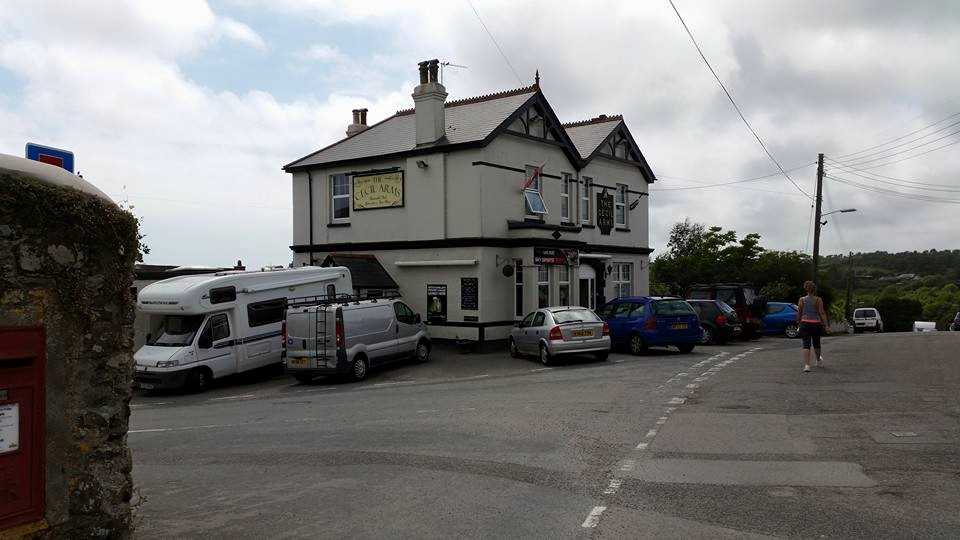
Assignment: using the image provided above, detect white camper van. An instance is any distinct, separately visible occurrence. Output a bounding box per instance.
[134,266,352,391]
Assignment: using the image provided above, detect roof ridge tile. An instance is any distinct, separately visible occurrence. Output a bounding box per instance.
[396,84,538,116]
[562,114,623,128]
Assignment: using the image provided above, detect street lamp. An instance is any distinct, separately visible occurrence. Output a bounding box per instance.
[820,208,857,225]
[812,208,857,281]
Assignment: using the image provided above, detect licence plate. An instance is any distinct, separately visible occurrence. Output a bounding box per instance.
[572,329,593,338]
[288,357,309,367]
[139,383,154,390]
[671,323,688,330]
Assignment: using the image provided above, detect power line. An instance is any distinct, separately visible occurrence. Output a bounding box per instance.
[832,111,960,159]
[655,162,815,191]
[824,156,959,188]
[465,0,524,86]
[826,137,960,172]
[829,126,960,168]
[829,118,960,164]
[824,158,960,193]
[804,202,814,253]
[666,0,812,200]
[826,174,960,204]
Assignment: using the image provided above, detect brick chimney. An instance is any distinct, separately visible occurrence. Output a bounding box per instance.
[412,59,447,145]
[346,108,368,137]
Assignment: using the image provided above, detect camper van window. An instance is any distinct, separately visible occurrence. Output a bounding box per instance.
[210,286,237,304]
[326,284,336,298]
[247,298,286,327]
[149,315,204,347]
[209,314,230,341]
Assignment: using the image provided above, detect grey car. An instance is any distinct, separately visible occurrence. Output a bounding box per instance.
[509,306,611,365]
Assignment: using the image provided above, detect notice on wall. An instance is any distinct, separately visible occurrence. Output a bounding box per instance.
[427,284,448,323]
[596,189,614,235]
[534,247,567,266]
[460,277,479,311]
[0,403,19,454]
[353,171,404,210]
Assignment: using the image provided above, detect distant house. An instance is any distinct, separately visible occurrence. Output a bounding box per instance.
[283,59,656,345]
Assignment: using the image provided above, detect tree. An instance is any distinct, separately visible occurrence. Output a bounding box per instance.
[876,297,923,332]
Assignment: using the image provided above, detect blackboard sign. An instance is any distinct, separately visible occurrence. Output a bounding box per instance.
[534,247,567,265]
[597,190,614,235]
[460,277,479,310]
[427,284,447,323]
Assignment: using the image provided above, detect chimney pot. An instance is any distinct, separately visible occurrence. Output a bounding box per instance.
[418,61,429,84]
[359,108,368,125]
[412,59,448,145]
[428,59,439,83]
[346,108,369,137]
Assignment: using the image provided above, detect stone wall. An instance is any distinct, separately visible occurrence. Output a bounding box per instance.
[1,171,138,538]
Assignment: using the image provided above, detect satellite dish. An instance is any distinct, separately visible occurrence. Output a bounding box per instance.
[502,264,515,278]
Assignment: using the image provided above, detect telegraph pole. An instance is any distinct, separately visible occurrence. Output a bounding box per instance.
[845,251,854,323]
[811,153,825,282]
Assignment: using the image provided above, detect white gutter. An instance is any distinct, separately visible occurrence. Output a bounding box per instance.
[239,273,347,293]
[395,259,478,267]
[578,253,613,260]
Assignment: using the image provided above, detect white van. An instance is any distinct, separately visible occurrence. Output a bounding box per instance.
[853,307,883,333]
[285,297,430,383]
[913,321,937,332]
[134,266,352,391]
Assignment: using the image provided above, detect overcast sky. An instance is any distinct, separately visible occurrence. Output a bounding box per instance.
[2,1,958,269]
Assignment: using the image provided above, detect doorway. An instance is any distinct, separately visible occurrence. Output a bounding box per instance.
[578,265,596,309]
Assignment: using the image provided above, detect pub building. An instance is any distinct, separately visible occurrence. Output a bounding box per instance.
[283,59,656,346]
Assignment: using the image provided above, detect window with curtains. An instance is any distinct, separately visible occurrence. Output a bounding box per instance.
[523,165,547,217]
[514,259,524,317]
[615,184,627,227]
[611,263,633,298]
[580,177,592,224]
[558,265,570,306]
[537,265,550,308]
[560,173,572,222]
[330,174,350,223]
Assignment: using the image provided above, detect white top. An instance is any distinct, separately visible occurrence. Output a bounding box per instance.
[0,153,113,204]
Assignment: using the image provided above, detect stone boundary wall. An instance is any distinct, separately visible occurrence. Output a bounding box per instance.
[1,171,138,538]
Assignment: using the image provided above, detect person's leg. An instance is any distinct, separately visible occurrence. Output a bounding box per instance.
[801,326,812,371]
[813,330,823,366]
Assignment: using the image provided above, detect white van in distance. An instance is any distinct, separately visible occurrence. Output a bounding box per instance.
[853,307,883,333]
[134,266,352,391]
[285,297,430,382]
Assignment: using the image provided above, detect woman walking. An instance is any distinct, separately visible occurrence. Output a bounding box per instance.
[797,280,828,373]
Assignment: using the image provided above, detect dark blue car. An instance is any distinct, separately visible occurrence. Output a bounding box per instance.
[597,296,702,354]
[761,302,800,338]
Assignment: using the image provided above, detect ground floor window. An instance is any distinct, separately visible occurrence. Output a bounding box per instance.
[538,266,550,308]
[514,258,524,317]
[611,262,633,298]
[558,265,570,306]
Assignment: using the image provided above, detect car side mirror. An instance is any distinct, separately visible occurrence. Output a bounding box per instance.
[414,313,422,324]
[198,334,212,349]
[145,333,152,344]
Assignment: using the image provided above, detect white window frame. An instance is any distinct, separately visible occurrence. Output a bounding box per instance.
[558,265,570,306]
[615,183,628,228]
[330,173,351,223]
[560,173,572,222]
[524,165,547,218]
[514,258,524,318]
[612,262,633,298]
[537,265,550,308]
[580,177,592,224]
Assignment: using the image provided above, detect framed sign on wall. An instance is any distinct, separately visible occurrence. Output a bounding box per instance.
[353,170,404,210]
[596,190,614,235]
[427,284,447,323]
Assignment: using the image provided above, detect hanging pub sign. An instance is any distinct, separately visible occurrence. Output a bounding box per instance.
[534,247,568,265]
[460,278,479,311]
[353,170,404,210]
[426,284,447,323]
[596,189,614,235]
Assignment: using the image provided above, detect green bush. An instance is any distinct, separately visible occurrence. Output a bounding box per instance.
[876,297,924,332]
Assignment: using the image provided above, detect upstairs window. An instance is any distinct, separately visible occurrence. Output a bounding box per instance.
[331,174,350,223]
[615,184,627,227]
[580,177,592,224]
[560,173,573,222]
[523,165,547,217]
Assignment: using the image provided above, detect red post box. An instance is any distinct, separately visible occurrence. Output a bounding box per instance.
[0,327,45,531]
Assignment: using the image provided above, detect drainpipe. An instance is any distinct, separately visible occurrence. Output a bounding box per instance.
[306,170,315,265]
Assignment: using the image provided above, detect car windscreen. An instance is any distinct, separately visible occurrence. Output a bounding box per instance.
[553,308,601,324]
[149,315,204,347]
[688,290,711,300]
[854,309,876,318]
[653,300,696,316]
[717,301,737,314]
[716,289,737,306]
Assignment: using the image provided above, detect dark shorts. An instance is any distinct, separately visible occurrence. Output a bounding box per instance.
[799,322,823,349]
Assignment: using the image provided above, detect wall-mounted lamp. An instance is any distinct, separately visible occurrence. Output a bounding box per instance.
[606,264,614,276]
[416,160,429,169]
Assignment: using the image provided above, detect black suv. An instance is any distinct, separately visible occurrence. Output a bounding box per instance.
[687,283,766,338]
[687,299,742,344]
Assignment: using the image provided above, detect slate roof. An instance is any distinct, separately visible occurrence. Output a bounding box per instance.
[285,86,538,170]
[320,253,399,289]
[563,115,623,159]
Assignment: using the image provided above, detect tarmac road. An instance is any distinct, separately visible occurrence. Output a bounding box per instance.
[129,333,960,538]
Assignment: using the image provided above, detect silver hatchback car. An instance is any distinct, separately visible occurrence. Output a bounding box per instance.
[509,306,611,365]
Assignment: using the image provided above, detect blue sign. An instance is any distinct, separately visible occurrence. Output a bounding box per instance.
[25,143,74,173]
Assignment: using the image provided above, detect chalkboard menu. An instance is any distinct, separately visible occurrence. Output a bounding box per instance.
[597,190,614,235]
[460,277,479,310]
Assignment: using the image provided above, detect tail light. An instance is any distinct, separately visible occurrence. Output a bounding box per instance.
[645,316,657,331]
[281,320,287,350]
[715,314,727,327]
[602,322,610,336]
[548,326,564,341]
[335,309,345,348]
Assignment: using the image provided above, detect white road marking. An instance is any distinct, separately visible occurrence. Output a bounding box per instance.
[208,394,256,401]
[416,409,439,414]
[291,386,335,393]
[129,423,236,434]
[530,367,553,372]
[667,397,686,405]
[620,459,637,472]
[373,380,420,387]
[656,416,668,425]
[130,402,170,408]
[686,383,699,389]
[582,506,607,528]
[602,479,623,495]
[128,428,170,433]
[646,429,658,438]
[664,407,677,414]
[694,377,707,382]
[636,442,649,450]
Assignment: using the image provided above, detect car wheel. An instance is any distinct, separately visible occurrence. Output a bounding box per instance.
[594,351,609,362]
[185,367,210,393]
[415,340,431,363]
[700,325,713,345]
[677,344,695,354]
[538,343,552,366]
[785,324,800,339]
[350,355,368,381]
[629,333,646,355]
[293,373,314,384]
[509,338,521,358]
